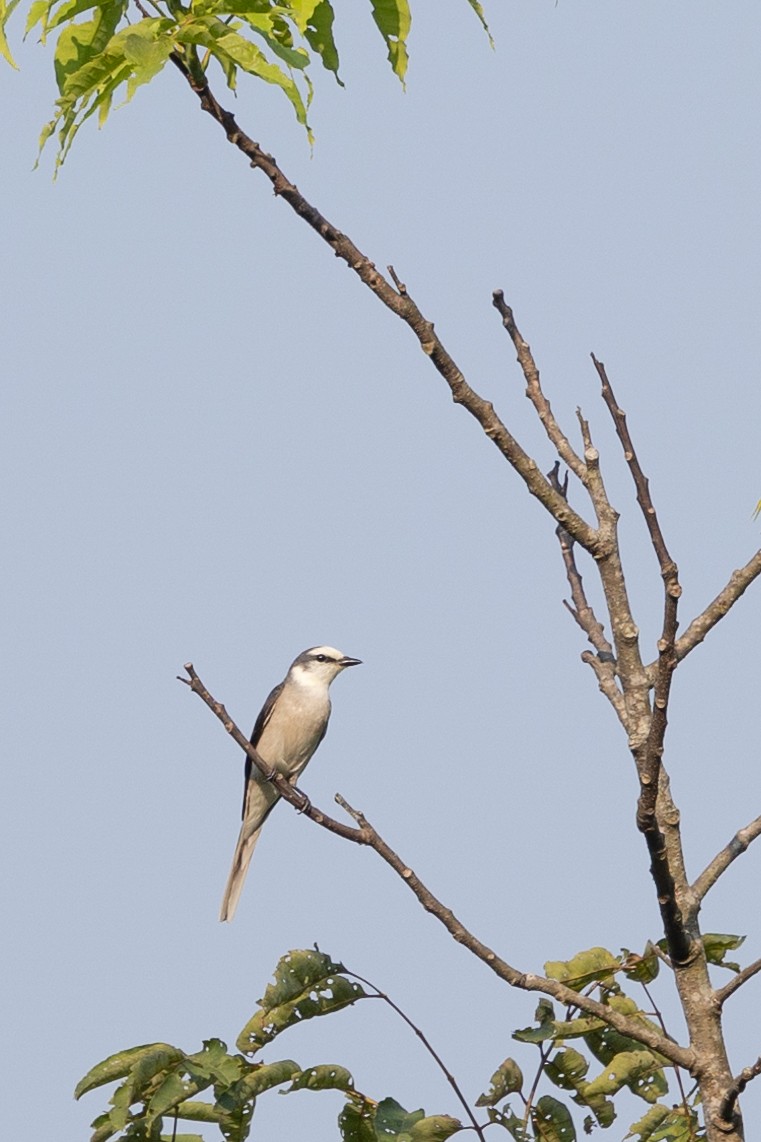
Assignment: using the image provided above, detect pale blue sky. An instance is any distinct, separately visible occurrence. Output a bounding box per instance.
[3,1,761,1137]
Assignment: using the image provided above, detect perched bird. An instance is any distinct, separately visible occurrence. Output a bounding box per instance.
[219,646,362,921]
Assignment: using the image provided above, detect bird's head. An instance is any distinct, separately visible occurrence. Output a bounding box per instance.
[290,646,362,688]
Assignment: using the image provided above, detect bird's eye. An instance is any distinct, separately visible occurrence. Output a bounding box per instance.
[315,654,327,662]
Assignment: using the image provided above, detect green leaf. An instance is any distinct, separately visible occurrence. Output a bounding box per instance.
[75,1043,184,1100]
[544,947,620,991]
[369,0,410,85]
[513,998,559,1044]
[1,0,21,67]
[229,1058,301,1100]
[702,932,745,972]
[545,1048,589,1091]
[484,1105,531,1140]
[584,1051,666,1103]
[375,1096,426,1137]
[621,943,660,984]
[409,1115,464,1141]
[338,1095,377,1142]
[168,1100,226,1122]
[177,17,311,134]
[476,1058,524,1106]
[287,1063,355,1092]
[625,1103,699,1140]
[52,0,125,91]
[544,1048,615,1128]
[120,23,174,99]
[288,0,318,30]
[584,996,671,1071]
[158,1136,205,1142]
[464,0,493,47]
[303,0,341,82]
[236,949,365,1054]
[531,1095,576,1141]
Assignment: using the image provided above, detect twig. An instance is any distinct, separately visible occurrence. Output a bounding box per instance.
[674,549,761,664]
[718,1055,761,1126]
[521,1041,553,1130]
[546,463,626,724]
[639,980,690,1111]
[492,293,588,485]
[346,968,486,1141]
[592,355,677,579]
[181,664,694,1068]
[692,814,761,902]
[715,957,761,1008]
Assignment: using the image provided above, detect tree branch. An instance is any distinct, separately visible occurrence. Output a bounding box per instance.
[674,549,761,664]
[718,1056,761,1126]
[165,53,601,554]
[181,664,694,1070]
[715,958,761,1008]
[590,355,691,966]
[693,814,761,903]
[545,462,626,725]
[492,292,588,486]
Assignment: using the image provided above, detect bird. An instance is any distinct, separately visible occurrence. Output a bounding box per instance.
[219,646,362,921]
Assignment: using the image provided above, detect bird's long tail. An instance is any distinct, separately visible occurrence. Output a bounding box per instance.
[219,820,264,921]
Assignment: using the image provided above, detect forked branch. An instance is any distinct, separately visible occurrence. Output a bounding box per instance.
[181,663,694,1070]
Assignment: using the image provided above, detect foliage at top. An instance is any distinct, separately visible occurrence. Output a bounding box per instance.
[0,0,490,170]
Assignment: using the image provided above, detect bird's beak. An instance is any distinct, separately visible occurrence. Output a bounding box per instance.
[340,656,362,668]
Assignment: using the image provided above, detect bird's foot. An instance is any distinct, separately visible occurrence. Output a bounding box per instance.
[292,786,312,815]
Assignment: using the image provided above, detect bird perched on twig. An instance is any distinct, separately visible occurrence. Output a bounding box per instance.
[219,646,362,921]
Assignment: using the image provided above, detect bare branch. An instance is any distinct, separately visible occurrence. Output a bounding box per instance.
[492,293,588,485]
[693,815,761,902]
[330,799,693,1068]
[183,664,694,1069]
[715,958,761,1008]
[592,354,678,581]
[718,1055,761,1125]
[674,549,761,664]
[546,462,626,724]
[166,55,601,554]
[588,358,690,964]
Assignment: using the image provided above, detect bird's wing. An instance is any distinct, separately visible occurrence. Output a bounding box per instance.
[241,679,284,816]
[220,778,280,921]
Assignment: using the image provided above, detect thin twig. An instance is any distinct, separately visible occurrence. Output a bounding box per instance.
[521,1041,553,1131]
[181,664,694,1068]
[546,462,626,724]
[674,550,761,664]
[492,293,588,485]
[715,958,761,1008]
[718,1056,761,1125]
[639,980,690,1110]
[692,814,761,902]
[346,968,486,1140]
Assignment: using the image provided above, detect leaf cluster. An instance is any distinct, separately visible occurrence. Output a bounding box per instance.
[77,936,748,1141]
[75,948,465,1142]
[1,0,490,170]
[476,945,708,1141]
